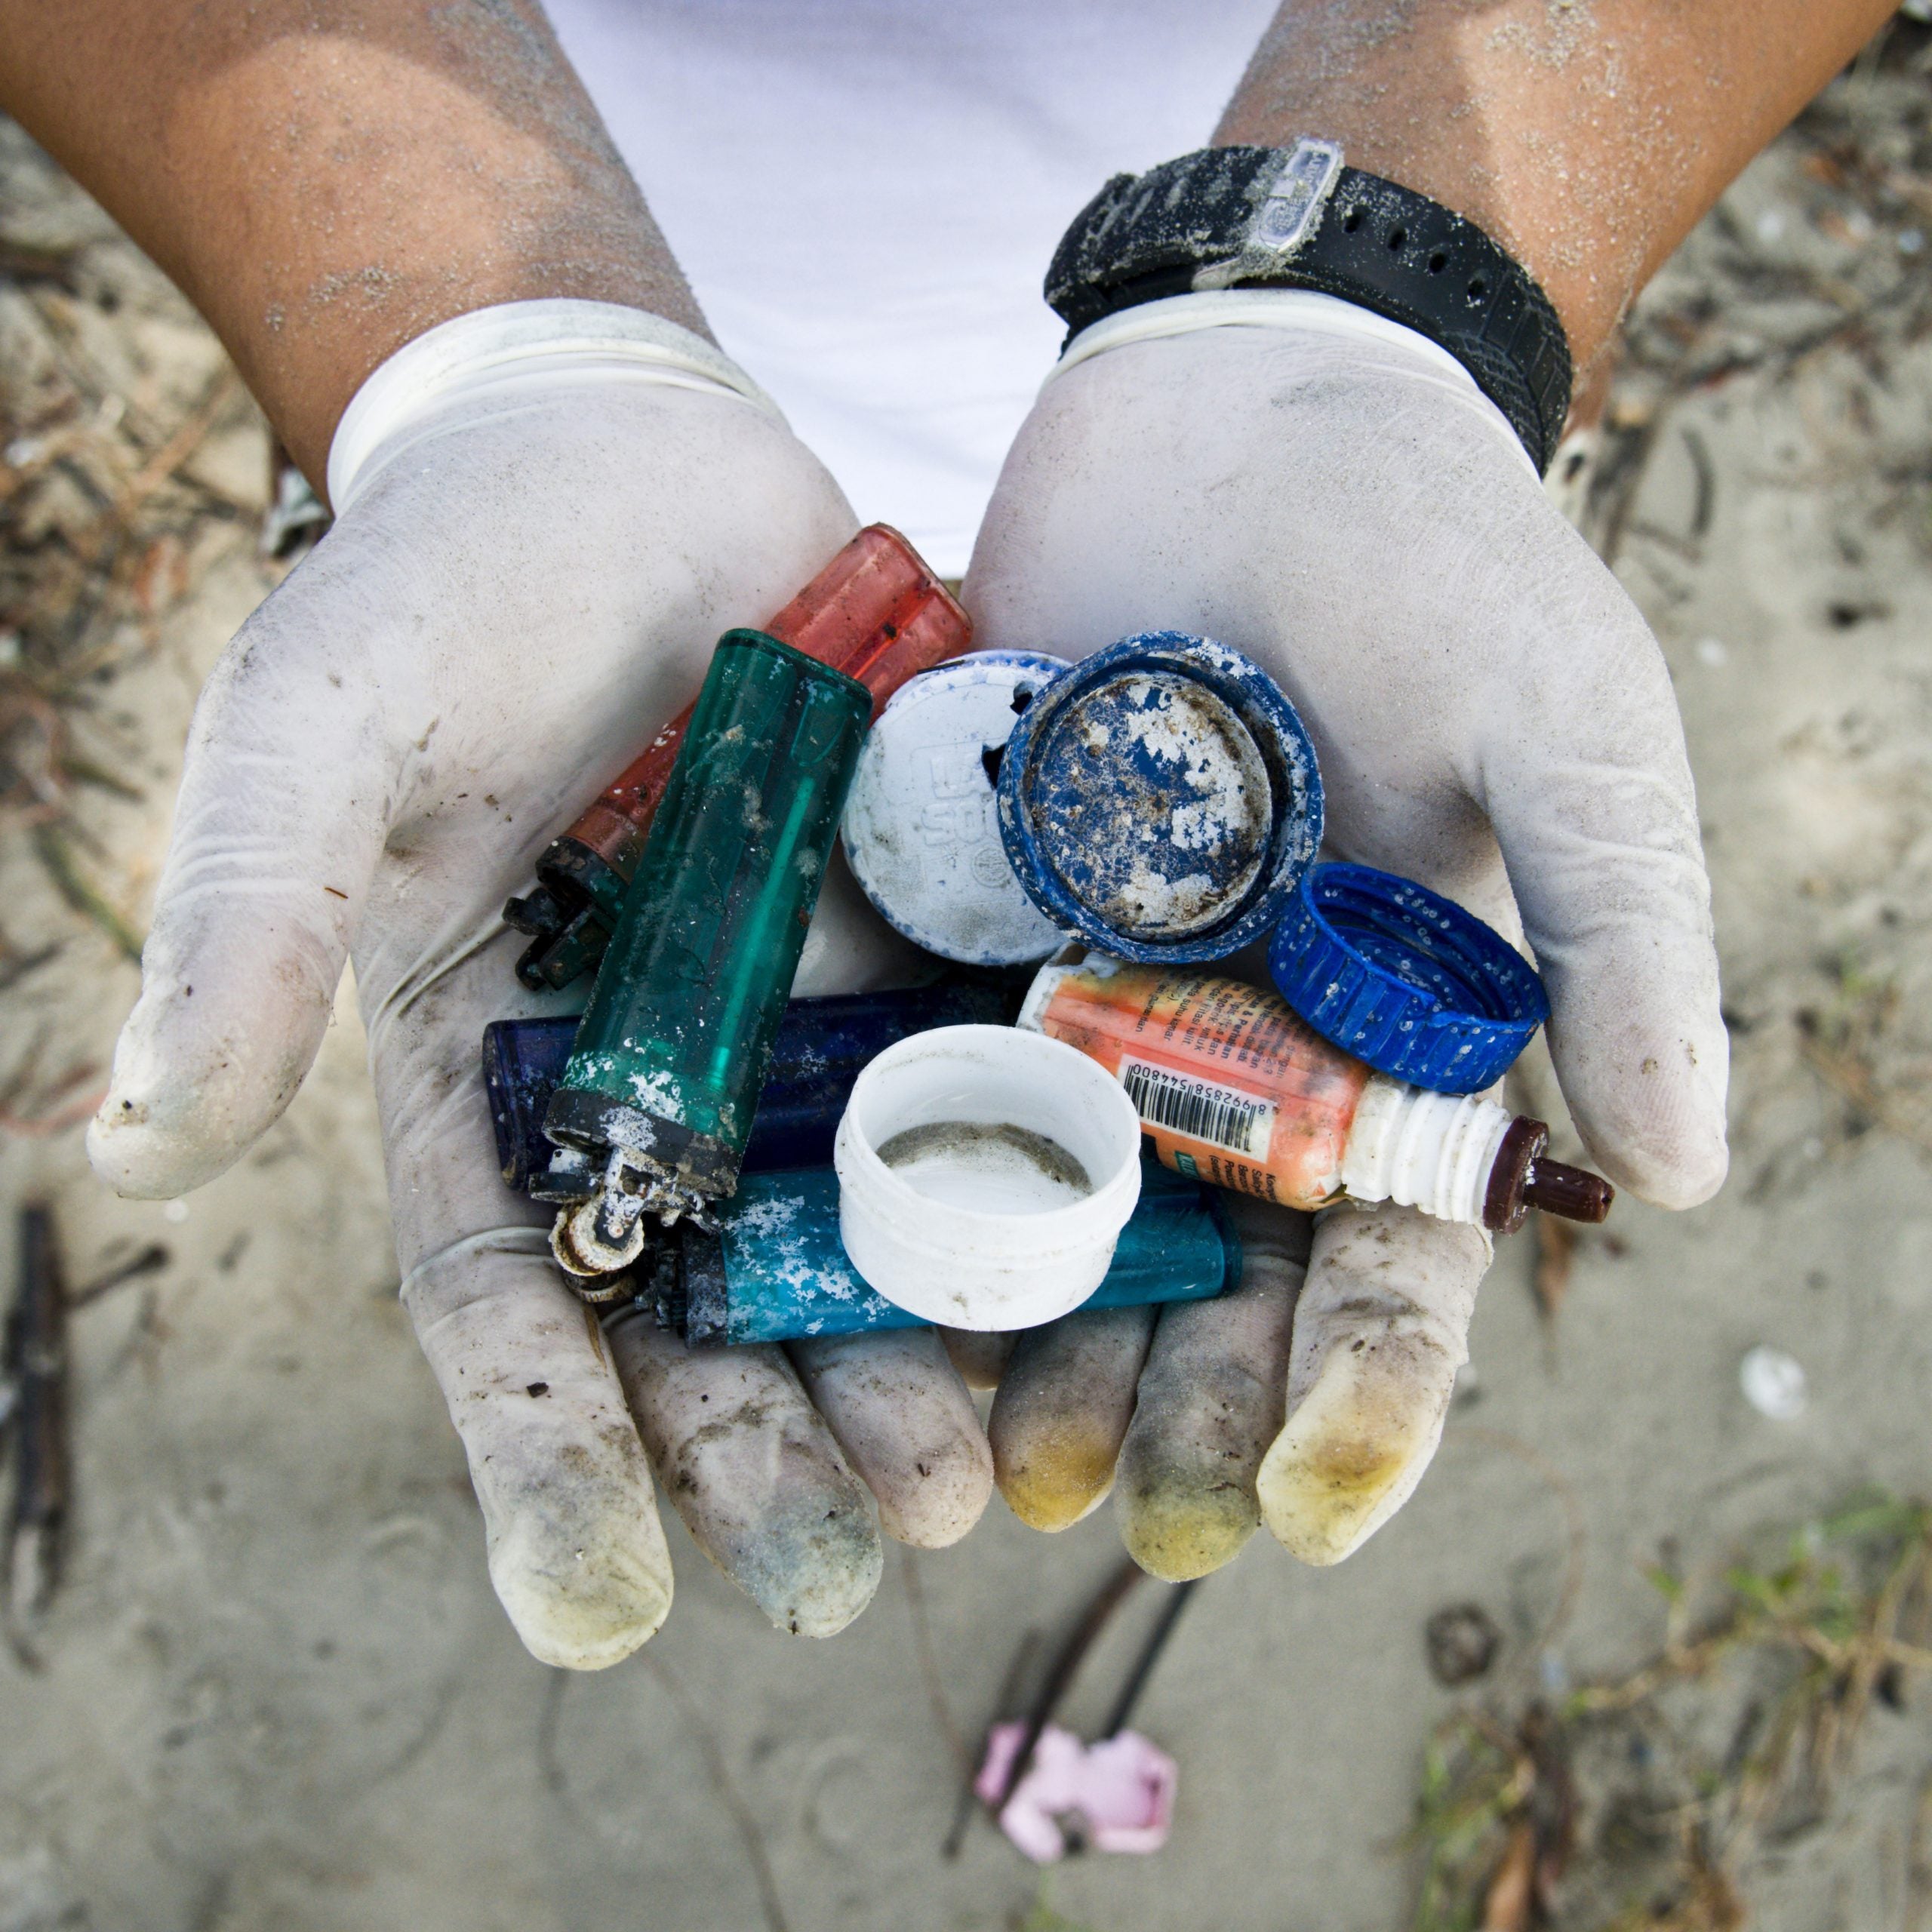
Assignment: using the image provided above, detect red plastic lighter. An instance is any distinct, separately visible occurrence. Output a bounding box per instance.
[504,525,969,990]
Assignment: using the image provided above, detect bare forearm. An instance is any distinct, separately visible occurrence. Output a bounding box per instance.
[1218,0,1896,370]
[0,0,703,488]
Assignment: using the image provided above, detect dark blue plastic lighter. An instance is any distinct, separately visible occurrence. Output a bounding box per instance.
[483,983,1010,1201]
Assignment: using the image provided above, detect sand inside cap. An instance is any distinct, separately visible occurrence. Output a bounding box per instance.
[1029,672,1272,939]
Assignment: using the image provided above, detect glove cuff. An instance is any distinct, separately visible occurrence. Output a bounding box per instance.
[327,300,784,513]
[1045,288,1535,478]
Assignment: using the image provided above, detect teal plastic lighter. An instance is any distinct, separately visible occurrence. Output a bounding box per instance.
[626,1159,1241,1346]
[543,630,872,1275]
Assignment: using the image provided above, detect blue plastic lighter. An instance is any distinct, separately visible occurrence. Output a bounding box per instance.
[483,982,1011,1203]
[625,1158,1240,1346]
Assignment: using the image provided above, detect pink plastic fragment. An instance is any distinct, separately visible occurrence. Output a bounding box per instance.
[974,1722,1178,1863]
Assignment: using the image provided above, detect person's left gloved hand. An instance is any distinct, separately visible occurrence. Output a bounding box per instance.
[964,291,1727,1580]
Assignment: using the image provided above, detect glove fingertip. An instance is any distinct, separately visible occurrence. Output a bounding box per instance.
[88,1085,258,1200]
[89,968,333,1198]
[788,1329,992,1552]
[488,1518,674,1671]
[734,1492,884,1638]
[1115,1476,1257,1583]
[1112,1376,1265,1583]
[86,1108,198,1201]
[1255,1343,1447,1567]
[1567,1051,1730,1211]
[996,1454,1114,1534]
[1592,1134,1727,1213]
[881,1435,993,1550]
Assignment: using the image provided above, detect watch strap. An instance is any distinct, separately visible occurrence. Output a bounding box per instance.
[1045,144,1572,474]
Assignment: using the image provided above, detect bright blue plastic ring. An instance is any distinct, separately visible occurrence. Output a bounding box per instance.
[1267,863,1549,1093]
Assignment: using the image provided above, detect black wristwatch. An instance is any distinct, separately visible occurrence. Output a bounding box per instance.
[1044,140,1572,475]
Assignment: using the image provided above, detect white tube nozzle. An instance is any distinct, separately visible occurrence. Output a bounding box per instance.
[1340,1076,1515,1227]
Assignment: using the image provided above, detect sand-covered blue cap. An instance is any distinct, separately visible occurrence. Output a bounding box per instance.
[995,632,1324,964]
[1268,863,1550,1094]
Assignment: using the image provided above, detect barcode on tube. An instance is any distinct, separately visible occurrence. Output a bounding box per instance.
[1120,1060,1274,1157]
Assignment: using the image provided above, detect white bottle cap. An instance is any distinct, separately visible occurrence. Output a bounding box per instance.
[833,1024,1143,1331]
[841,653,1069,965]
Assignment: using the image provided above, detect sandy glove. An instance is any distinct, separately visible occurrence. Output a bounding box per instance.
[967,291,1727,1576]
[88,303,992,1669]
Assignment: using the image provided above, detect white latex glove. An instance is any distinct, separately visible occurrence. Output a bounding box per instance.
[88,303,992,1669]
[968,291,1727,1575]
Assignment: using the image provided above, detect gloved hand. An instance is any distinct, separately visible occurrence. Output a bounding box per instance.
[965,291,1727,1577]
[87,302,992,1669]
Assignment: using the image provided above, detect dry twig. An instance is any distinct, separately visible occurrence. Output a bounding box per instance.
[1413,1497,1932,1930]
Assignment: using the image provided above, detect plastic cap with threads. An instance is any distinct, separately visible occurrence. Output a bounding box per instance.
[1269,863,1550,1095]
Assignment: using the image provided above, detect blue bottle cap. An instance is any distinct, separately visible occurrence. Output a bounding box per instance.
[1267,863,1550,1094]
[996,632,1324,964]
[841,651,1069,965]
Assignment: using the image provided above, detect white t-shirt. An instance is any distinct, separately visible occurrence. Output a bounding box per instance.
[543,1,1280,574]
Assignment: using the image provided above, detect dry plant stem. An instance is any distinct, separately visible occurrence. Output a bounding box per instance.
[1575,1527,1932,1723]
[1820,1534,1928,1770]
[1909,1768,1932,1932]
[990,1556,1144,1814]
[1100,1577,1199,1740]
[640,1655,793,1932]
[29,823,143,964]
[4,1205,69,1669]
[899,1551,973,1776]
[1455,1424,1588,1661]
[1414,1523,1932,1932]
[66,1243,169,1309]
[1530,1213,1574,1331]
[534,1667,569,1798]
[75,369,241,570]
[1217,0,1899,371]
[0,0,704,487]
[1799,1032,1932,1155]
[943,1628,1041,1860]
[0,1038,104,1140]
[1480,1817,1537,1932]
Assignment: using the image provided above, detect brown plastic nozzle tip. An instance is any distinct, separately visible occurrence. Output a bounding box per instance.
[1483,1117,1550,1235]
[1523,1160,1615,1224]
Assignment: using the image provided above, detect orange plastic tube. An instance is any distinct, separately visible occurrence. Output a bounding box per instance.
[1021,961,1371,1208]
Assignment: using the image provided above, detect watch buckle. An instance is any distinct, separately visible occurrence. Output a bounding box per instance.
[1194,139,1344,291]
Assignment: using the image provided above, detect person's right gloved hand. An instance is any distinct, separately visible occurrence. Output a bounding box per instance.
[85,302,993,1669]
